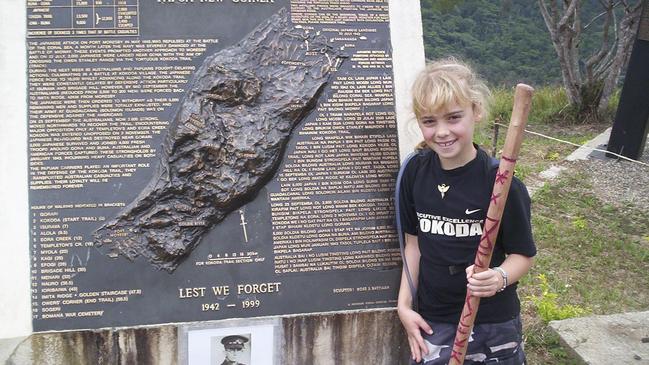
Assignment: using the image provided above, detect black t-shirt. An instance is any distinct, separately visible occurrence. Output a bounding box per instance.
[399,147,536,324]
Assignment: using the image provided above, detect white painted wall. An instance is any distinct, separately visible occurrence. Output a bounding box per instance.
[0,0,32,338]
[0,0,424,340]
[389,0,425,160]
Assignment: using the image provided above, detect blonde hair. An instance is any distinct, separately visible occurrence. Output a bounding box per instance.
[412,58,492,122]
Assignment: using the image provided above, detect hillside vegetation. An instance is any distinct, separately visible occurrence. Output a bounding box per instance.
[420,0,606,86]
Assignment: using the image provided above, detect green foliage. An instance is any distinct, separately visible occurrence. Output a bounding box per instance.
[530,87,570,124]
[546,82,622,125]
[607,88,622,111]
[572,216,587,230]
[487,87,514,122]
[526,171,649,312]
[488,85,572,125]
[421,0,560,86]
[513,164,531,180]
[528,274,590,323]
[488,83,624,127]
[420,0,607,86]
[544,151,560,161]
[599,87,623,121]
[514,143,649,364]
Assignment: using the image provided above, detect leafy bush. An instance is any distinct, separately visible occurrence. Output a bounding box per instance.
[528,274,589,323]
[572,216,587,230]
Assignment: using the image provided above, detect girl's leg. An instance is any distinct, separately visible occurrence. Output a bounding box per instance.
[411,316,526,365]
[409,321,456,365]
[471,316,526,365]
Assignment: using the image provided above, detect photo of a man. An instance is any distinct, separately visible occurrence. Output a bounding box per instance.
[211,334,251,365]
[185,322,274,365]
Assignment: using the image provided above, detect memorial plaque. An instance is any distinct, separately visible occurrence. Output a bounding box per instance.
[27,0,401,331]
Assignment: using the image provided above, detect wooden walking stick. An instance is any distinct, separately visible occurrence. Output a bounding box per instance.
[448,84,534,365]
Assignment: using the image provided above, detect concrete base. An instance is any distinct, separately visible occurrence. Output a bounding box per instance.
[549,311,649,365]
[565,127,612,161]
[0,309,409,365]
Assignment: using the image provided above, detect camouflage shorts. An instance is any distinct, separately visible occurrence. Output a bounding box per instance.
[411,316,526,365]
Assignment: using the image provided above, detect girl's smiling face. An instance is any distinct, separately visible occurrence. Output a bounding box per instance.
[418,100,482,170]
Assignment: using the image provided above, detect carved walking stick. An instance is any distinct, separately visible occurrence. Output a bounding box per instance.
[448,84,534,365]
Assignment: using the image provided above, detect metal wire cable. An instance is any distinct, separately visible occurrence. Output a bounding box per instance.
[493,121,649,168]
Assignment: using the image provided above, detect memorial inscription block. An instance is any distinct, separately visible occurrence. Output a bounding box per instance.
[27,0,401,331]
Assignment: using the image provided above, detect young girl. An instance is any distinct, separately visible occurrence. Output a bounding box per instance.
[397,58,536,364]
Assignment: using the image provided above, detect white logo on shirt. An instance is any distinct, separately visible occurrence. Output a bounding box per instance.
[416,212,484,238]
[465,208,481,215]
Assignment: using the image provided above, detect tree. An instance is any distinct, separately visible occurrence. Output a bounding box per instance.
[538,0,643,119]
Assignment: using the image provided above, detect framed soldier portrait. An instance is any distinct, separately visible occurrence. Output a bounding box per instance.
[181,319,277,365]
[211,334,251,365]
